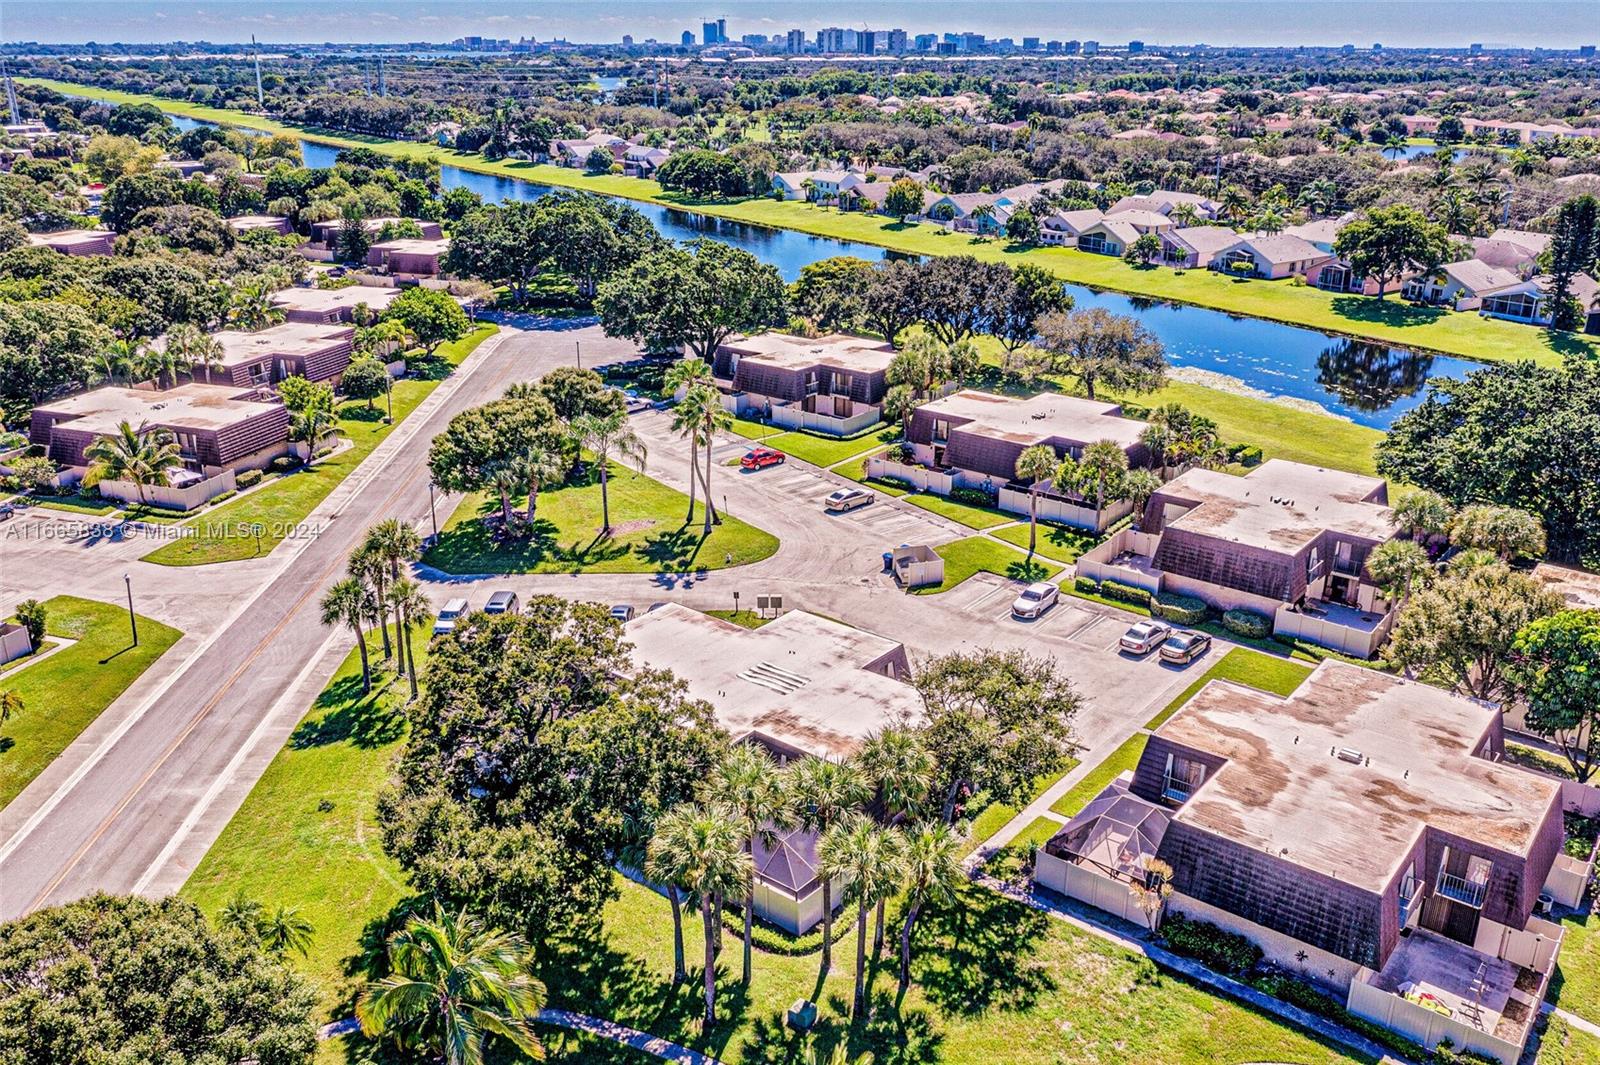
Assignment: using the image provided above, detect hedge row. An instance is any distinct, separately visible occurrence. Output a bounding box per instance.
[1222,608,1273,640]
[1246,971,1498,1064]
[236,468,263,489]
[719,899,860,957]
[1152,592,1209,625]
[1099,580,1152,608]
[1160,913,1262,976]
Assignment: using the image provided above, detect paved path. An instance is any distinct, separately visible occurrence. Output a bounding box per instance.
[319,1010,723,1065]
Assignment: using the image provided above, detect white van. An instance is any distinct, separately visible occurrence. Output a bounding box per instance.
[433,597,470,635]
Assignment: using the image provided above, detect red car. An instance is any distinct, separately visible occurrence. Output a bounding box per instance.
[741,447,787,470]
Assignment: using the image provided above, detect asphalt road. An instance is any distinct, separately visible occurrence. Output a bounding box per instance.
[0,319,639,920]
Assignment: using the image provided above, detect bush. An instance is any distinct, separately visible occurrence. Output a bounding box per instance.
[1235,445,1264,467]
[206,489,237,506]
[1153,591,1209,625]
[1099,580,1152,608]
[1565,813,1600,860]
[1074,576,1100,594]
[7,455,57,492]
[950,486,996,508]
[1160,913,1262,976]
[1222,608,1273,640]
[235,468,262,488]
[0,430,25,451]
[719,898,859,956]
[14,598,47,646]
[1247,969,1486,1064]
[270,455,302,473]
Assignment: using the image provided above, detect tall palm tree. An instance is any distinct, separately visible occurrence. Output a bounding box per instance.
[228,277,287,330]
[651,802,750,1026]
[367,518,423,590]
[855,728,932,955]
[96,338,145,387]
[789,758,870,974]
[357,907,547,1065]
[645,804,700,985]
[0,689,23,736]
[514,438,566,524]
[291,405,337,468]
[1013,444,1058,560]
[259,904,315,957]
[350,545,394,661]
[571,410,647,536]
[1219,184,1251,222]
[1077,440,1129,529]
[1123,468,1163,525]
[1365,538,1433,612]
[85,422,183,508]
[388,577,430,700]
[484,462,522,529]
[969,202,996,233]
[896,821,962,993]
[687,385,733,534]
[321,577,373,693]
[711,744,791,986]
[1382,133,1408,159]
[1167,203,1201,228]
[819,814,906,1016]
[665,359,714,522]
[163,323,225,384]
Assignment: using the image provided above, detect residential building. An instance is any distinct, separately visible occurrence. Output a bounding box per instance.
[623,604,922,934]
[1039,208,1106,246]
[711,332,896,435]
[875,389,1150,531]
[1210,233,1333,280]
[1077,460,1403,656]
[203,321,356,387]
[1109,191,1223,221]
[785,28,806,53]
[702,19,725,45]
[1038,663,1571,1065]
[226,214,294,237]
[886,29,908,52]
[1159,225,1240,268]
[269,285,403,324]
[30,382,292,479]
[1403,260,1523,311]
[26,228,115,256]
[548,134,628,168]
[771,169,861,201]
[1076,211,1174,256]
[621,144,670,177]
[1281,215,1353,254]
[365,237,450,277]
[1478,273,1600,327]
[307,216,443,247]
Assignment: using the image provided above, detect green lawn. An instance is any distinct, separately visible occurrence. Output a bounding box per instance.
[914,536,1059,595]
[1145,648,1314,730]
[423,463,778,575]
[181,626,421,1020]
[757,425,897,468]
[1503,741,1578,781]
[990,520,1101,565]
[903,493,1017,530]
[142,327,497,566]
[1538,1012,1600,1064]
[725,416,779,442]
[704,609,772,629]
[0,596,181,809]
[964,765,1080,856]
[28,77,1595,369]
[1050,734,1152,818]
[1552,906,1600,1028]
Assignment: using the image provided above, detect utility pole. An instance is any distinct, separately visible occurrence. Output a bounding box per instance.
[1,58,21,126]
[251,35,264,108]
[379,58,386,97]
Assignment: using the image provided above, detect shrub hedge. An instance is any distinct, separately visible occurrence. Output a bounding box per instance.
[1160,913,1262,976]
[1099,580,1153,608]
[950,486,996,508]
[1152,592,1209,625]
[719,899,859,956]
[206,490,237,506]
[1222,608,1273,640]
[1246,970,1496,1064]
[235,469,263,489]
[1073,576,1100,594]
[269,456,301,473]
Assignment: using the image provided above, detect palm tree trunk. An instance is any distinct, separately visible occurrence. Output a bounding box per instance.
[873,897,887,957]
[525,483,538,524]
[899,899,923,991]
[684,436,699,523]
[702,426,719,533]
[498,487,514,527]
[1028,489,1039,557]
[701,894,718,1026]
[373,574,393,660]
[599,461,611,534]
[667,885,687,984]
[820,879,833,973]
[402,606,418,700]
[854,901,869,1016]
[351,620,371,693]
[741,886,754,985]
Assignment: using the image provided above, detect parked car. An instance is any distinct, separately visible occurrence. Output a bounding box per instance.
[483,590,520,615]
[610,604,636,622]
[741,447,787,470]
[1119,620,1173,655]
[433,597,470,635]
[0,502,13,522]
[1159,630,1212,664]
[824,487,873,512]
[1011,581,1060,619]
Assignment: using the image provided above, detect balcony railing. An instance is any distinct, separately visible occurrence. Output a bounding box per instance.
[1332,556,1363,577]
[1435,871,1488,909]
[1162,774,1197,803]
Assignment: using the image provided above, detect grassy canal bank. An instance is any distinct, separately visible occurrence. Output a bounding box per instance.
[28,77,1597,370]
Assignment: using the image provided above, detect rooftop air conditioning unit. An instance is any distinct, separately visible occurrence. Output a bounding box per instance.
[1336,747,1364,764]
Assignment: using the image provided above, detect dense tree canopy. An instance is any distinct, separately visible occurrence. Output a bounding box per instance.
[1509,610,1600,783]
[596,238,787,358]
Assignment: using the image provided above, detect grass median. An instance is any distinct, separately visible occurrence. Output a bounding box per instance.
[1144,648,1314,730]
[140,326,496,567]
[914,535,1059,595]
[0,595,181,809]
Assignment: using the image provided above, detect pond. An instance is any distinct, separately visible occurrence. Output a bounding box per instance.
[183,119,1488,429]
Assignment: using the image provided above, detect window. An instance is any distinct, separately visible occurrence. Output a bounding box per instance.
[1398,863,1420,927]
[932,418,952,441]
[1435,847,1491,908]
[1163,753,1205,803]
[830,371,853,393]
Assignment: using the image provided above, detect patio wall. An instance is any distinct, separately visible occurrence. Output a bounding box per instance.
[98,469,236,511]
[1075,528,1165,592]
[1168,891,1364,992]
[1347,970,1523,1065]
[0,623,32,666]
[1272,603,1395,659]
[767,403,880,437]
[864,456,955,495]
[995,486,1131,532]
[1543,851,1594,910]
[1033,852,1148,926]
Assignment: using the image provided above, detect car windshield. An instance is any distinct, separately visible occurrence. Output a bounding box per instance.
[1163,633,1192,647]
[1129,624,1156,637]
[1021,589,1045,601]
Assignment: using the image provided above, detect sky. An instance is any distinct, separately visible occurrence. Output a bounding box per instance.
[1,1,1596,50]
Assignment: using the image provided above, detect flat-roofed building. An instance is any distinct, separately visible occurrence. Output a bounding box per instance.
[29,383,291,474]
[203,321,356,387]
[712,331,897,435]
[270,285,403,324]
[227,214,294,236]
[308,216,444,246]
[365,237,450,277]
[27,228,115,256]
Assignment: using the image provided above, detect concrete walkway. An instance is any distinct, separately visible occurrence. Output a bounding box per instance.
[319,1009,724,1065]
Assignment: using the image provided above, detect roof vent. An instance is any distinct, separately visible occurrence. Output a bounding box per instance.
[1336,747,1364,765]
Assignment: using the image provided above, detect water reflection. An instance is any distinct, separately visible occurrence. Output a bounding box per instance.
[1315,340,1436,412]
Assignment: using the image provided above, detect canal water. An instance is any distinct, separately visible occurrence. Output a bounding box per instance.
[173,115,1484,429]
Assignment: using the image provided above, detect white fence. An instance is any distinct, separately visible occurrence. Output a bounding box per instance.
[98,469,237,511]
[767,403,880,437]
[1075,528,1165,593]
[996,485,1130,532]
[1272,604,1395,659]
[0,622,32,666]
[1033,851,1148,926]
[864,456,954,494]
[1347,974,1523,1065]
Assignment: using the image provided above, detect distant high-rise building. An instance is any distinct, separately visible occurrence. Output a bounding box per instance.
[1081,40,1099,55]
[1127,40,1144,53]
[1340,43,1356,53]
[621,34,633,47]
[682,30,695,46]
[1046,40,1062,53]
[914,33,937,51]
[1062,39,1081,54]
[742,33,767,46]
[702,21,719,45]
[1023,37,1040,51]
[960,32,986,52]
[1580,44,1596,57]
[936,41,958,55]
[858,30,876,53]
[786,29,806,53]
[1372,42,1383,51]
[887,29,908,53]
[817,27,848,53]
[1469,42,1483,54]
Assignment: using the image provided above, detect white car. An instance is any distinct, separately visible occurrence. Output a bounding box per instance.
[433,597,470,635]
[1011,581,1060,619]
[1120,620,1173,655]
[824,487,873,512]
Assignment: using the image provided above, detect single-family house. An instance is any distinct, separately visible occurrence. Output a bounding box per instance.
[549,134,628,168]
[621,144,670,177]
[1109,190,1222,221]
[878,389,1150,531]
[1159,225,1240,268]
[711,331,897,435]
[226,214,294,237]
[1039,208,1105,246]
[308,216,444,248]
[1403,260,1523,311]
[1075,217,1146,256]
[202,322,356,388]
[1076,460,1403,656]
[27,228,115,256]
[772,169,861,202]
[1478,273,1600,326]
[1037,663,1570,1065]
[1210,233,1333,279]
[623,604,923,933]
[1281,216,1353,254]
[365,237,450,277]
[156,158,207,178]
[925,191,1010,232]
[269,285,403,324]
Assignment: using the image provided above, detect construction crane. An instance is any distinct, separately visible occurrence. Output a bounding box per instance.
[251,35,264,108]
[1,57,21,126]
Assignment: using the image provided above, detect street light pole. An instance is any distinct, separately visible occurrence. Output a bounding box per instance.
[385,375,393,424]
[428,481,439,541]
[575,340,582,368]
[123,573,138,647]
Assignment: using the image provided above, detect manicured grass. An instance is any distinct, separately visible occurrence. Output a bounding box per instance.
[1050,735,1152,818]
[1144,648,1314,730]
[902,492,1016,530]
[1552,906,1600,1028]
[1503,741,1579,781]
[725,416,779,441]
[423,463,778,575]
[142,327,497,566]
[22,494,119,516]
[964,764,1080,856]
[990,520,1101,565]
[1538,1011,1600,1064]
[0,596,181,809]
[181,626,422,1020]
[914,536,1059,595]
[704,609,772,629]
[757,425,897,468]
[31,76,1595,369]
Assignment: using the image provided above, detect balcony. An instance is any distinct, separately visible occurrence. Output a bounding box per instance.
[1161,774,1197,803]
[1332,555,1363,577]
[1435,871,1488,909]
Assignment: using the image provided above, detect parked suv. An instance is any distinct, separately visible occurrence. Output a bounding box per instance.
[484,590,520,615]
[433,598,469,635]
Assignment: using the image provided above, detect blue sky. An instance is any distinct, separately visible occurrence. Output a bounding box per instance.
[3,1,1596,49]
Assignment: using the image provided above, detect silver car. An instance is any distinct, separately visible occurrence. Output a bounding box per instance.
[824,487,873,512]
[1011,581,1060,619]
[1120,620,1173,655]
[432,597,470,635]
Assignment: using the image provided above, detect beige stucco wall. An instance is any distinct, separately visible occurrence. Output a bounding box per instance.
[1167,892,1364,992]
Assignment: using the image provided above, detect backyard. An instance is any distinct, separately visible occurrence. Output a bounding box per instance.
[140,326,497,566]
[422,461,779,575]
[0,595,182,808]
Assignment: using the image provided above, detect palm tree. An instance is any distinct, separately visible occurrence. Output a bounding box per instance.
[1392,488,1454,544]
[1123,468,1163,525]
[259,904,316,957]
[217,890,264,938]
[789,758,870,974]
[513,438,566,525]
[356,907,547,1065]
[349,545,394,661]
[388,577,430,700]
[1383,133,1408,159]
[856,728,932,954]
[1013,444,1058,560]
[85,422,183,507]
[1167,203,1201,228]
[483,462,522,529]
[163,323,225,384]
[819,814,906,1016]
[291,405,337,468]
[649,802,750,1026]
[1078,440,1129,529]
[1252,208,1286,235]
[1507,149,1539,178]
[969,202,996,234]
[228,277,287,330]
[1365,539,1433,612]
[0,689,23,736]
[679,384,732,534]
[645,803,719,987]
[321,577,373,693]
[896,821,962,993]
[96,338,145,387]
[711,744,791,986]
[571,410,647,536]
[1219,184,1251,222]
[665,359,714,522]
